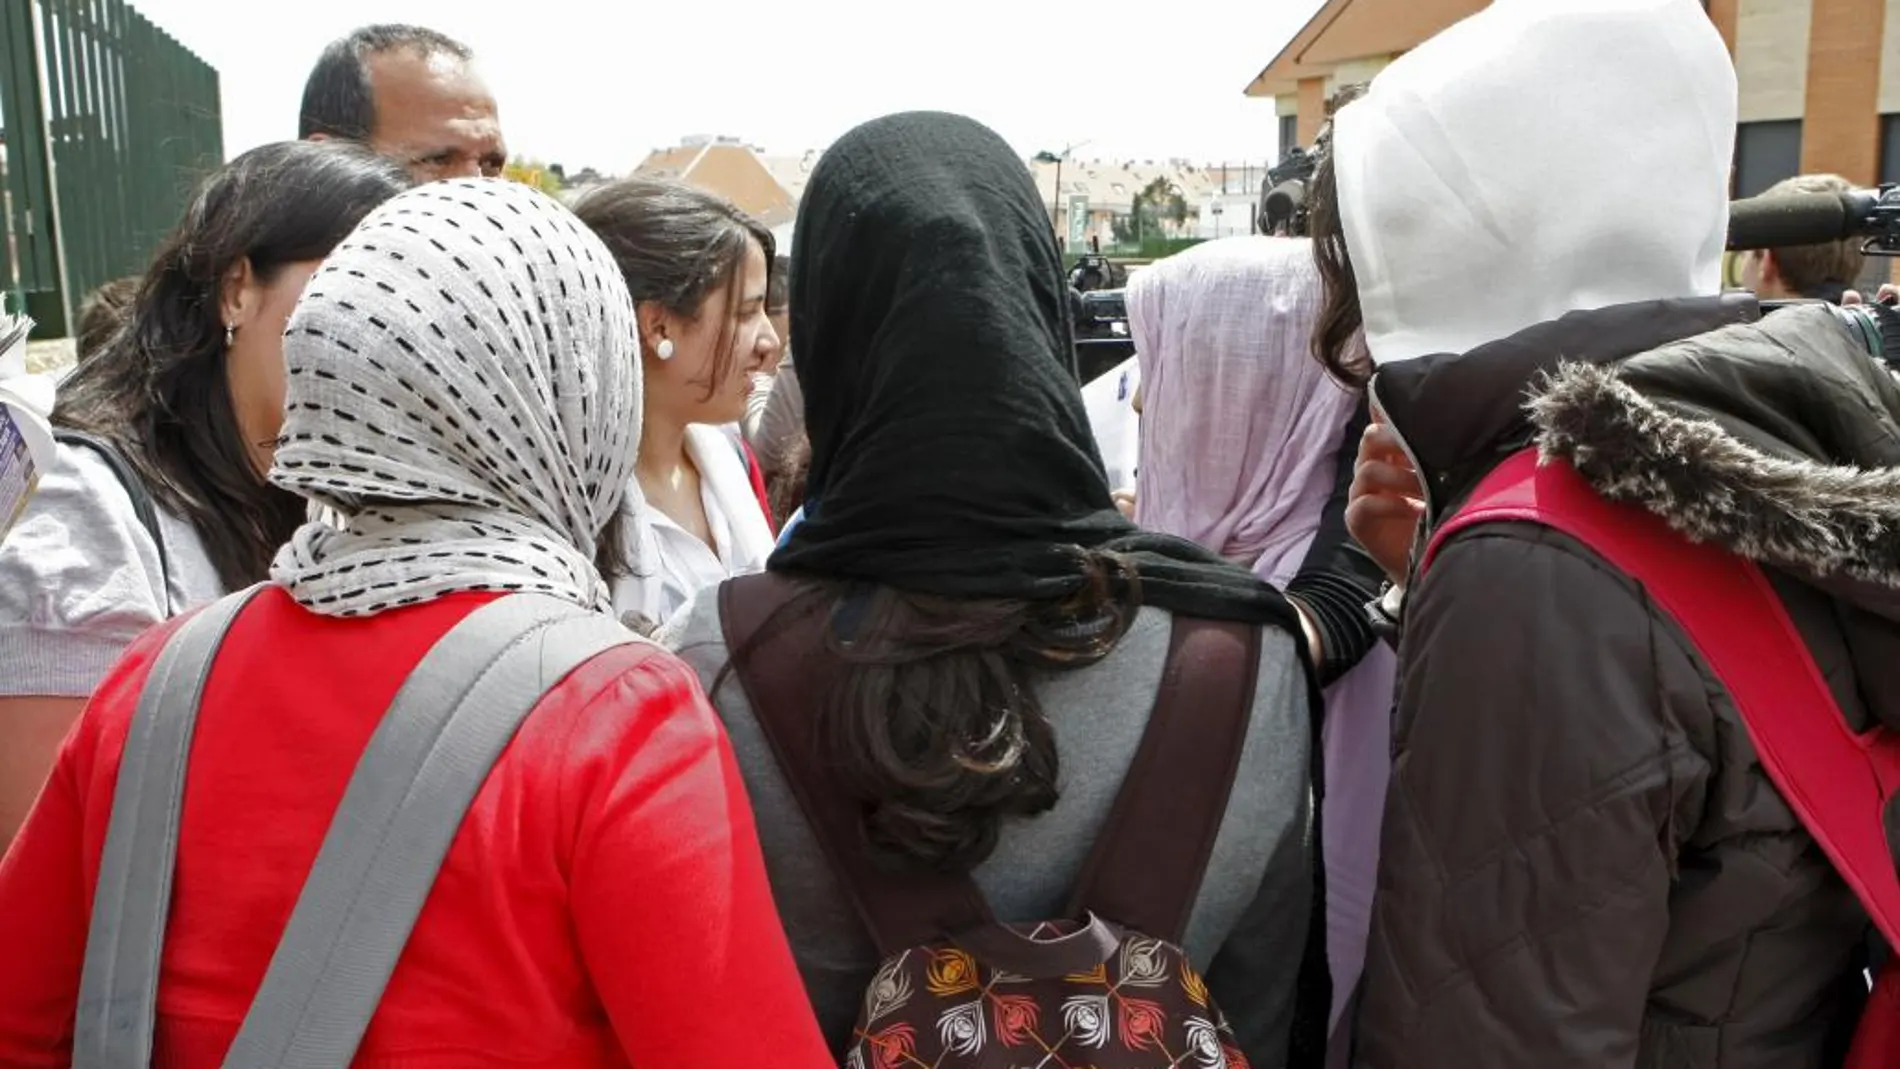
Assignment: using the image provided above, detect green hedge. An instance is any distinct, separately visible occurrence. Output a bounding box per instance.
[1069,237,1206,264]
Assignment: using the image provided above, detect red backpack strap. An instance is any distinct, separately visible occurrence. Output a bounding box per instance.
[1067,617,1262,943]
[1425,448,1900,950]
[739,438,776,533]
[1848,968,1900,1069]
[718,573,992,955]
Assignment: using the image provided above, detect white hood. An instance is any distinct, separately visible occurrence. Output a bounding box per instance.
[1333,0,1737,365]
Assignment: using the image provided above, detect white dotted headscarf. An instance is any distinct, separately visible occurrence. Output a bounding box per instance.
[269,179,640,617]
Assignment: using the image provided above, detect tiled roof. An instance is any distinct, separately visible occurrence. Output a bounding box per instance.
[633,143,796,228]
[758,151,821,202]
[637,144,709,180]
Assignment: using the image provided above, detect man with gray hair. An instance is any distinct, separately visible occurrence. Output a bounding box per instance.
[300,24,506,184]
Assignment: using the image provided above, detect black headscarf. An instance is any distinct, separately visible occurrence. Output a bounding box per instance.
[771,111,1299,630]
[774,117,1331,1063]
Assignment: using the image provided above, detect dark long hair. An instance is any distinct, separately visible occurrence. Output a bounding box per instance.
[571,177,776,401]
[739,556,1140,874]
[54,140,410,590]
[73,276,139,364]
[767,432,810,523]
[1308,85,1372,388]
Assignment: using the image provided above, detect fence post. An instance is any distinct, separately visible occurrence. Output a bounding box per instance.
[1,0,71,337]
[0,0,217,339]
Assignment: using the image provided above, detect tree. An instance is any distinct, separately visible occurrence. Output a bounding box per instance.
[503,156,563,197]
[1111,176,1190,246]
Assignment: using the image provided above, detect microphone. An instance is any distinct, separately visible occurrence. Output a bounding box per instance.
[1260,180,1306,235]
[1727,189,1878,250]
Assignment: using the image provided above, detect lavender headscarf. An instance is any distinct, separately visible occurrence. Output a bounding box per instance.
[1131,237,1358,584]
[1128,236,1395,1048]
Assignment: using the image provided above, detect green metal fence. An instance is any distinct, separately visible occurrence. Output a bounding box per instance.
[1,0,220,338]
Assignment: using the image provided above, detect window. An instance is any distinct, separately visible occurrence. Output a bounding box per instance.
[1279,114,1299,156]
[1071,181,1088,193]
[1733,120,1802,198]
[1111,183,1127,195]
[1880,114,1900,185]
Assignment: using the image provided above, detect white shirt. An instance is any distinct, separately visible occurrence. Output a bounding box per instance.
[0,442,226,697]
[611,424,775,630]
[1082,356,1140,490]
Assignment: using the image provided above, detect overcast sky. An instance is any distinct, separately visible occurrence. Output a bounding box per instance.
[128,0,1323,172]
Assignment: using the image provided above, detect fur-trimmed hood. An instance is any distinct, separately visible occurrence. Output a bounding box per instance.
[1375,297,1900,615]
[1529,307,1900,590]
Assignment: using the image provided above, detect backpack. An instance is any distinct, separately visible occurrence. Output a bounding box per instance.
[719,572,1291,1069]
[70,588,634,1068]
[1425,448,1900,1067]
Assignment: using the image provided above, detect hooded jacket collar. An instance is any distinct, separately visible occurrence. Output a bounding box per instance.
[1532,304,1900,604]
[1377,297,1900,623]
[1370,295,1757,521]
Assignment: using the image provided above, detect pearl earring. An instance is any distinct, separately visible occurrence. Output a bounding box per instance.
[655,338,675,361]
[224,323,235,348]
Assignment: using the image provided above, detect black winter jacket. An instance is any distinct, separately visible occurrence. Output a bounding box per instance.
[1356,297,1900,1068]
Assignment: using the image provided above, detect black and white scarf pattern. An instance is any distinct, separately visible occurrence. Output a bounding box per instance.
[270,179,640,617]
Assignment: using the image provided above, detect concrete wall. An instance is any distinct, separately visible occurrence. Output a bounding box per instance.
[1878,0,1900,113]
[1736,0,1813,122]
[1196,193,1259,240]
[1325,56,1391,96]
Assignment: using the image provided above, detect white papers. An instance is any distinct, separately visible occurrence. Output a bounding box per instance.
[1082,355,1140,491]
[0,315,55,539]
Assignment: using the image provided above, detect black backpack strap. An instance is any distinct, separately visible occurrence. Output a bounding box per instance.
[1288,680,1331,1069]
[1064,615,1262,943]
[719,573,993,955]
[56,430,175,610]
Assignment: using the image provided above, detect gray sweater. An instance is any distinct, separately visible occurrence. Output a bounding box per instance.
[667,593,1317,1061]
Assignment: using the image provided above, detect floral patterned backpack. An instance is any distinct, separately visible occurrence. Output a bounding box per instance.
[721,573,1302,1069]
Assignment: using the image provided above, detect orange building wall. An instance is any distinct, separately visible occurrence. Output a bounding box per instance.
[1272,0,1891,195]
[1708,0,1741,52]
[1802,0,1887,183]
[1297,78,1327,146]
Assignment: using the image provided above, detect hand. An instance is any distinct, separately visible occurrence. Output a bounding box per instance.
[1111,488,1137,519]
[1346,415,1425,587]
[1842,284,1900,307]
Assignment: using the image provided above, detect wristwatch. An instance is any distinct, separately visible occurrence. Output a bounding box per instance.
[1364,581,1405,642]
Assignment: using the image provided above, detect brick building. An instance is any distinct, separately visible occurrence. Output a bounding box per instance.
[1248,0,1900,196]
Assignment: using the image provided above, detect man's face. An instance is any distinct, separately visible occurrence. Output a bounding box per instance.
[365,50,506,183]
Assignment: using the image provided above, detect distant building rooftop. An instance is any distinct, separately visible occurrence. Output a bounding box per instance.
[633,139,797,228]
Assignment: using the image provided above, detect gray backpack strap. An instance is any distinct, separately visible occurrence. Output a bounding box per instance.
[218,593,632,1069]
[72,585,268,1069]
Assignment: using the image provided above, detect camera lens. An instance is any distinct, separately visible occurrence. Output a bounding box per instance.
[1262,181,1307,235]
[1828,301,1900,370]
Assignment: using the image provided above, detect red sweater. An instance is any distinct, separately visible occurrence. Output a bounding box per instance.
[0,589,830,1068]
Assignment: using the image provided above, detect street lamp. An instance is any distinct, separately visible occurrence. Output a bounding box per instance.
[1033,141,1091,241]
